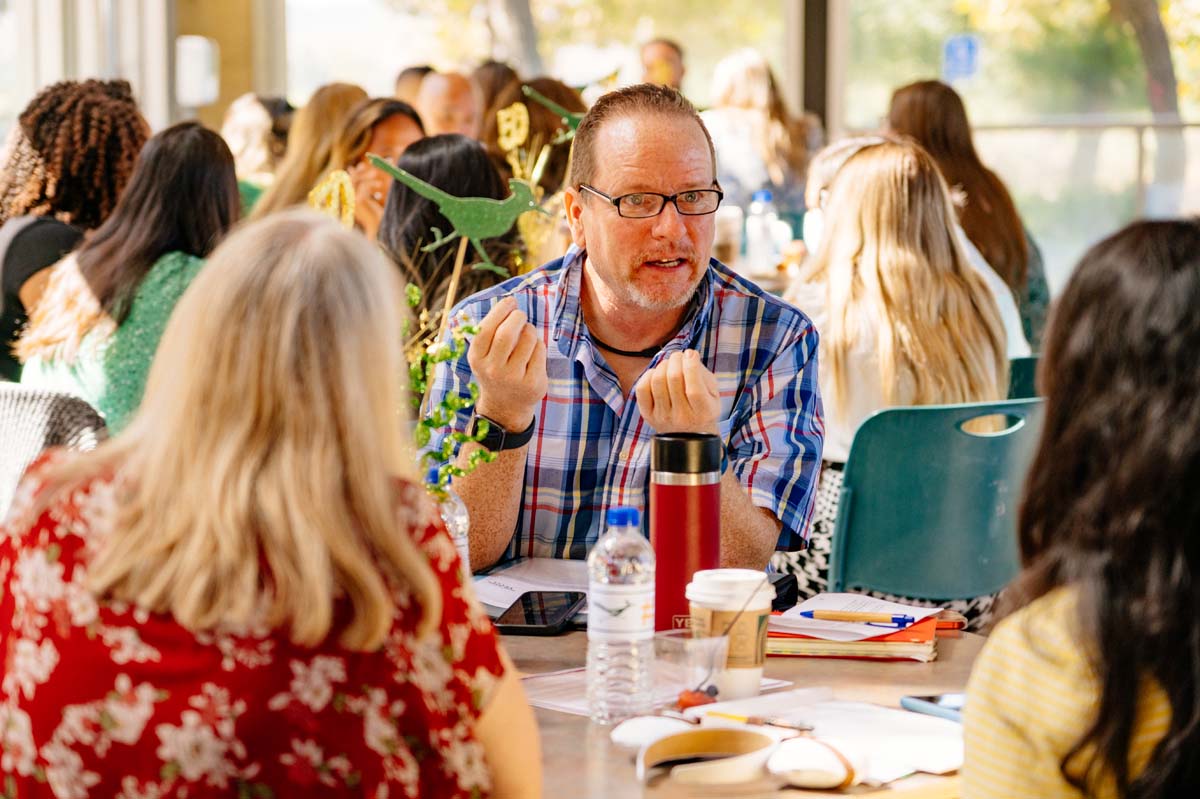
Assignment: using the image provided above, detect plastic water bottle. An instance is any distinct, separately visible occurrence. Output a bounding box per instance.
[427,467,471,580]
[587,506,656,724]
[744,189,781,276]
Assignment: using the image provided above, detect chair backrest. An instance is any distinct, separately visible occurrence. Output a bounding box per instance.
[1007,355,1040,399]
[827,398,1044,600]
[0,383,107,517]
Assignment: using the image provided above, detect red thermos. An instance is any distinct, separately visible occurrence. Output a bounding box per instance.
[650,433,722,630]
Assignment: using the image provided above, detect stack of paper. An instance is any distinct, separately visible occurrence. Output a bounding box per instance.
[767,594,944,662]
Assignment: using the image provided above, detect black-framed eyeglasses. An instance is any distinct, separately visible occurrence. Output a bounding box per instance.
[579,184,724,219]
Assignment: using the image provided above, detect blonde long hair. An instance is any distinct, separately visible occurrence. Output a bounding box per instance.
[36,210,439,649]
[710,48,812,185]
[803,140,1007,416]
[251,83,367,219]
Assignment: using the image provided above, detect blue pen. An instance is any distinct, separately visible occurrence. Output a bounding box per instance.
[798,610,916,626]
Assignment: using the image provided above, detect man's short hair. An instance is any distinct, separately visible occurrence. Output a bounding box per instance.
[567,83,716,190]
[642,37,684,60]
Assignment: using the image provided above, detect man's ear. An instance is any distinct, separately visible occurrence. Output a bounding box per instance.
[563,187,587,249]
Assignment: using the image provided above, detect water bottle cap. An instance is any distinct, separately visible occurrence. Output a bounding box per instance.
[426,466,440,484]
[752,189,773,203]
[606,506,640,527]
[652,433,722,474]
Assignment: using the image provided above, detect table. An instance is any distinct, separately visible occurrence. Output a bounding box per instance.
[502,631,984,798]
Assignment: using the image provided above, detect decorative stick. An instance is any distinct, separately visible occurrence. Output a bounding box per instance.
[439,237,471,340]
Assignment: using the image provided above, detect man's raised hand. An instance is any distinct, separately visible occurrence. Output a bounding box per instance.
[468,297,548,431]
[635,349,720,435]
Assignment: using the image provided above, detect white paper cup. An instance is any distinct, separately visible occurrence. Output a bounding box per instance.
[686,569,775,700]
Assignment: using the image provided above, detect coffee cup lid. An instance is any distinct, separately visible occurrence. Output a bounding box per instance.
[686,568,775,608]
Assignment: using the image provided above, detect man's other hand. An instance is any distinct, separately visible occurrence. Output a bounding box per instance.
[468,297,548,431]
[635,349,720,435]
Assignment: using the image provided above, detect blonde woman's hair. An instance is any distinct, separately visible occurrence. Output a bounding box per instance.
[710,48,812,185]
[802,139,1007,416]
[35,209,439,649]
[251,83,367,219]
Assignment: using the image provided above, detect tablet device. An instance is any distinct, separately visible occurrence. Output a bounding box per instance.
[900,692,964,723]
[494,591,586,636]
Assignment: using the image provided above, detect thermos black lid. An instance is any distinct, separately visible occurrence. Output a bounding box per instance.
[651,432,722,474]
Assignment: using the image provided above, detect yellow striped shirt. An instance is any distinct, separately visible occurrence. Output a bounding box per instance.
[963,587,1172,798]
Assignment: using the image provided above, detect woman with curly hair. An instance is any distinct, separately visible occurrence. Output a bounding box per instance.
[964,219,1200,797]
[0,79,148,381]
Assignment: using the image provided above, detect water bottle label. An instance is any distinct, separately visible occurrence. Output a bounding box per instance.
[587,584,655,641]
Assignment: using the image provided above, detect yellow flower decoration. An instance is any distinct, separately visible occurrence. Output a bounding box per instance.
[307,169,355,229]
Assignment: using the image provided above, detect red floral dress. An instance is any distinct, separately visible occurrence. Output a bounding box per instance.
[0,454,508,798]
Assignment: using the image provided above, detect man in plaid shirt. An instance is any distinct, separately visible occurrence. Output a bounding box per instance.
[424,83,823,571]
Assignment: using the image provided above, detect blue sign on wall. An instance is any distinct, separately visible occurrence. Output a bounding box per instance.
[942,34,981,83]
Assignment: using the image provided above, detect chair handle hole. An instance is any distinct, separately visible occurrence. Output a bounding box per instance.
[956,413,1026,437]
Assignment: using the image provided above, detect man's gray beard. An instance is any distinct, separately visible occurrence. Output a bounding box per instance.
[623,276,700,312]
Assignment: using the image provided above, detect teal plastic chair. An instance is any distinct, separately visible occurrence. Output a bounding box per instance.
[827,398,1044,601]
[1007,356,1040,399]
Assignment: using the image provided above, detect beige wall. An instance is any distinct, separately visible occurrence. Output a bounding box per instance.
[175,0,255,129]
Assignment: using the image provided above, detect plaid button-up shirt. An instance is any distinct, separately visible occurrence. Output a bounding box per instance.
[424,246,824,562]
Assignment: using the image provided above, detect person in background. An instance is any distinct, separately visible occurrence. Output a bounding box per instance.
[641,38,685,91]
[415,71,482,138]
[325,98,425,239]
[479,76,587,269]
[17,122,238,433]
[0,210,541,798]
[796,135,1029,359]
[481,76,586,196]
[377,134,515,315]
[0,79,148,382]
[472,59,520,119]
[888,80,1049,349]
[395,64,434,104]
[778,139,1007,625]
[251,82,367,219]
[963,219,1200,798]
[220,93,295,215]
[424,84,822,572]
[701,48,820,228]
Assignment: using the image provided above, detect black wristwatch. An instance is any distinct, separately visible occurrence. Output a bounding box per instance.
[468,412,536,452]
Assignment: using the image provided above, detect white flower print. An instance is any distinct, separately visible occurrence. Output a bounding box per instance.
[349,688,402,757]
[437,722,490,792]
[13,548,66,612]
[2,637,60,699]
[104,675,160,747]
[155,710,236,787]
[98,625,162,664]
[408,639,456,711]
[115,776,164,799]
[421,530,458,575]
[0,703,36,776]
[285,656,347,712]
[64,570,99,627]
[42,739,102,799]
[279,738,351,787]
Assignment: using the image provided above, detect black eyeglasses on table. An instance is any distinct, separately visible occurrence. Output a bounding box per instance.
[578,184,724,218]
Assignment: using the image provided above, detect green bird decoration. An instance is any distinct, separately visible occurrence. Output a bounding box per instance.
[521,84,583,144]
[368,154,550,276]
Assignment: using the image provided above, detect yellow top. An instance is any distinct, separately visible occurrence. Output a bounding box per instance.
[963,587,1172,798]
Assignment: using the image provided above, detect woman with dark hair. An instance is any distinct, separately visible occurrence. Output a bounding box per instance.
[0,79,149,381]
[963,218,1200,797]
[377,134,514,313]
[17,121,238,432]
[480,76,585,198]
[887,80,1050,349]
[328,97,425,239]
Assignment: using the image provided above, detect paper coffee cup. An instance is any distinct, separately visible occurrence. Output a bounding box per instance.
[686,569,775,700]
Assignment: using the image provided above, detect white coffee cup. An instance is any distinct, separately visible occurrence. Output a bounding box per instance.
[686,569,775,700]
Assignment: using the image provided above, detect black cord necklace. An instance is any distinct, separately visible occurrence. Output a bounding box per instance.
[590,333,662,359]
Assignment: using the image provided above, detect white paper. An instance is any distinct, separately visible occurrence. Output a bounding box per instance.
[683,688,962,784]
[768,593,943,641]
[521,667,792,717]
[473,558,590,613]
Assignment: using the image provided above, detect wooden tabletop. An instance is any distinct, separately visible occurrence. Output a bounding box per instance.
[502,631,984,798]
